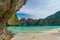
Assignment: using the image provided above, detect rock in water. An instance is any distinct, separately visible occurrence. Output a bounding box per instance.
[0,0,27,40]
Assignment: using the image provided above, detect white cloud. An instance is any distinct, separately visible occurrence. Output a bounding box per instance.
[18,0,60,19]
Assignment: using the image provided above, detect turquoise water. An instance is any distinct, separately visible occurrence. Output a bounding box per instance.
[7,26,60,34]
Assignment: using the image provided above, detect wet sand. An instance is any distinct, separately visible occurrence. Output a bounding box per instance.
[11,28,60,40]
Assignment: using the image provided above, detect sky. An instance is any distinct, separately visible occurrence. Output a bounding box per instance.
[16,12,32,19]
[16,0,60,19]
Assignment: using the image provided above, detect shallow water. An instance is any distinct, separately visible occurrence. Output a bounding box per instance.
[7,26,60,34]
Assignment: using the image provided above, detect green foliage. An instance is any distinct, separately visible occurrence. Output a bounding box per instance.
[19,18,26,26]
[26,18,36,26]
[7,14,19,26]
[36,19,44,26]
[44,11,60,26]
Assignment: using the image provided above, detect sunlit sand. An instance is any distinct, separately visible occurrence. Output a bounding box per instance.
[11,28,60,40]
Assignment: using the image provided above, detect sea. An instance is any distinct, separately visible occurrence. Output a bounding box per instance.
[7,26,60,34]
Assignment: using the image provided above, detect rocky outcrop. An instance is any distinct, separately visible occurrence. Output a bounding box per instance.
[7,0,27,26]
[0,0,27,40]
[7,14,19,26]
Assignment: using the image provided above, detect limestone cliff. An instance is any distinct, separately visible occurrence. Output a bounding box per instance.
[7,0,27,26]
[0,0,27,40]
[7,14,19,26]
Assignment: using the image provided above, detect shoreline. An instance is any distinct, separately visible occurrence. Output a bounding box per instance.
[11,28,60,40]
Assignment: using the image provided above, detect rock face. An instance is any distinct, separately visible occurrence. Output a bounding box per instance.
[7,14,19,26]
[0,0,27,40]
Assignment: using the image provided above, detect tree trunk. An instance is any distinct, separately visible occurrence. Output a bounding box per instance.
[0,19,13,40]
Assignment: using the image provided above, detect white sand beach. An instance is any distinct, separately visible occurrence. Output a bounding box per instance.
[11,28,60,40]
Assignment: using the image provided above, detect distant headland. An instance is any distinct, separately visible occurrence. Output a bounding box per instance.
[7,11,60,26]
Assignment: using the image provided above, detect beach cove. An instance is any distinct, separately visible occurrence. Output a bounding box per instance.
[7,26,60,40]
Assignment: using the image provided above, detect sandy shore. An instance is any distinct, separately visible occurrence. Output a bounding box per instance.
[11,28,60,40]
